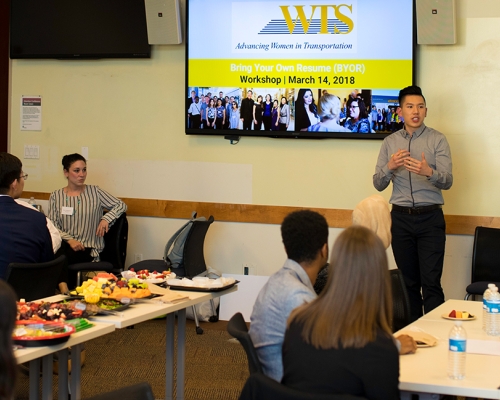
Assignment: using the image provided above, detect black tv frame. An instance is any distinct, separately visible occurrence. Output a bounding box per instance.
[185,0,417,140]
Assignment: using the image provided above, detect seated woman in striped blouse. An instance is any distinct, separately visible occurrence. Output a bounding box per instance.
[48,153,127,285]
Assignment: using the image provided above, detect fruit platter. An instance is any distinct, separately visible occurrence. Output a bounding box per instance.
[442,310,476,320]
[123,268,176,284]
[17,300,90,322]
[13,320,75,346]
[71,272,152,301]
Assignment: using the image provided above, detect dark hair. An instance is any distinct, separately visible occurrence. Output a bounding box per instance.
[62,153,86,171]
[350,99,368,120]
[398,85,426,106]
[0,281,18,400]
[0,153,22,194]
[295,89,318,130]
[281,96,288,105]
[281,210,328,264]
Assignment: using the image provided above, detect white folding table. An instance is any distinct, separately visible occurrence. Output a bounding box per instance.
[397,299,500,399]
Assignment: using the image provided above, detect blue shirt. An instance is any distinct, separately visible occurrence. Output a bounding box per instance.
[248,259,316,381]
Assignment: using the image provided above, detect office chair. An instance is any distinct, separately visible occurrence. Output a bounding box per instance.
[67,213,128,287]
[130,214,216,334]
[227,312,263,375]
[465,226,500,300]
[389,269,412,332]
[6,255,66,301]
[238,372,368,400]
[84,382,154,400]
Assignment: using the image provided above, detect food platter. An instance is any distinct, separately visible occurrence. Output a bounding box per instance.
[13,320,75,347]
[167,280,239,293]
[59,299,131,315]
[441,313,476,321]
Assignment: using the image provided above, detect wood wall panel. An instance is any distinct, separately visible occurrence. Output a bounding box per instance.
[22,191,491,235]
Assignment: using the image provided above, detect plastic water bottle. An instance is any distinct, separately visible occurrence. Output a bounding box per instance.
[486,287,500,336]
[28,197,36,207]
[483,284,497,331]
[448,321,466,380]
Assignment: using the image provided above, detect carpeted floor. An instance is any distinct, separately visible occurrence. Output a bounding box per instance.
[15,318,249,400]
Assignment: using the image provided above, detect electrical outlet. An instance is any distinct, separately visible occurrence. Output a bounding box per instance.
[242,263,256,275]
[134,253,143,262]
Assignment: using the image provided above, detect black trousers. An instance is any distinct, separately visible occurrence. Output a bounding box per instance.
[391,208,446,322]
[56,241,93,289]
[242,118,252,130]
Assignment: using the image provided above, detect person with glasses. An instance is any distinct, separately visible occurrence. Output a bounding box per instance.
[344,98,371,133]
[0,152,53,279]
[48,153,126,288]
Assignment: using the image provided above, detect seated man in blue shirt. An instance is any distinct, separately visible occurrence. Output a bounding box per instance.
[0,152,53,279]
[248,210,328,381]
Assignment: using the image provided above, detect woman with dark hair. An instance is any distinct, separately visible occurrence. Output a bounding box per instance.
[271,99,279,131]
[48,153,127,287]
[215,98,226,129]
[282,225,399,400]
[294,88,319,131]
[344,99,371,133]
[253,95,264,130]
[262,94,273,130]
[0,281,18,400]
[206,98,216,129]
[278,97,290,131]
[229,101,240,129]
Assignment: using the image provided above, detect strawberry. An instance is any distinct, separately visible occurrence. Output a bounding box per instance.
[449,310,456,318]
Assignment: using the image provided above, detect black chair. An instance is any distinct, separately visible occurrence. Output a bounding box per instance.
[239,372,368,400]
[130,214,216,334]
[465,226,500,300]
[227,312,262,374]
[6,255,66,301]
[67,213,128,287]
[84,382,154,400]
[389,269,411,332]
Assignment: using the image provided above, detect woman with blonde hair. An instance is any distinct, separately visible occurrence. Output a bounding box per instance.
[282,226,399,400]
[307,94,351,133]
[0,281,17,400]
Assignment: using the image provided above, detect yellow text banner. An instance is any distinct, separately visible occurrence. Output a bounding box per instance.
[189,59,412,89]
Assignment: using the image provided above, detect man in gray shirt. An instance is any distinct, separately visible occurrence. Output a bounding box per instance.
[373,85,453,321]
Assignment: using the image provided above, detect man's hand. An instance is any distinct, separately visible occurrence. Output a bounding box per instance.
[67,239,85,252]
[388,149,410,171]
[96,220,109,237]
[396,334,417,355]
[404,152,433,177]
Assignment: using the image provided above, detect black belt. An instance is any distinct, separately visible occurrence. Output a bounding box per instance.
[392,204,442,215]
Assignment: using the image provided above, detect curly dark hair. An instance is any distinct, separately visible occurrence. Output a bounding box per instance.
[281,210,328,263]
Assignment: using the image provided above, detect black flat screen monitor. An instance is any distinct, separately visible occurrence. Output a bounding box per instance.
[10,0,151,59]
[186,0,416,139]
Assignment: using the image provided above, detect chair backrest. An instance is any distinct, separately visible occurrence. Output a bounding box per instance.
[180,215,214,278]
[6,255,66,301]
[471,226,500,283]
[389,268,411,332]
[84,382,154,400]
[238,372,368,400]
[227,312,263,374]
[100,213,128,273]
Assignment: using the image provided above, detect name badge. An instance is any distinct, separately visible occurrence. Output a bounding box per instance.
[62,206,74,216]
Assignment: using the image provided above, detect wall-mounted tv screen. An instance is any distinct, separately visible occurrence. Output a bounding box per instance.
[10,0,151,59]
[186,0,416,139]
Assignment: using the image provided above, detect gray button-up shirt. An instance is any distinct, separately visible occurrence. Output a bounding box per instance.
[373,124,453,207]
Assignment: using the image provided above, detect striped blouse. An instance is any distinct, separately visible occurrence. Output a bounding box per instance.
[48,185,127,259]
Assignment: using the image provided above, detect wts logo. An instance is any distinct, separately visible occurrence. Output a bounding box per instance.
[259,4,354,35]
